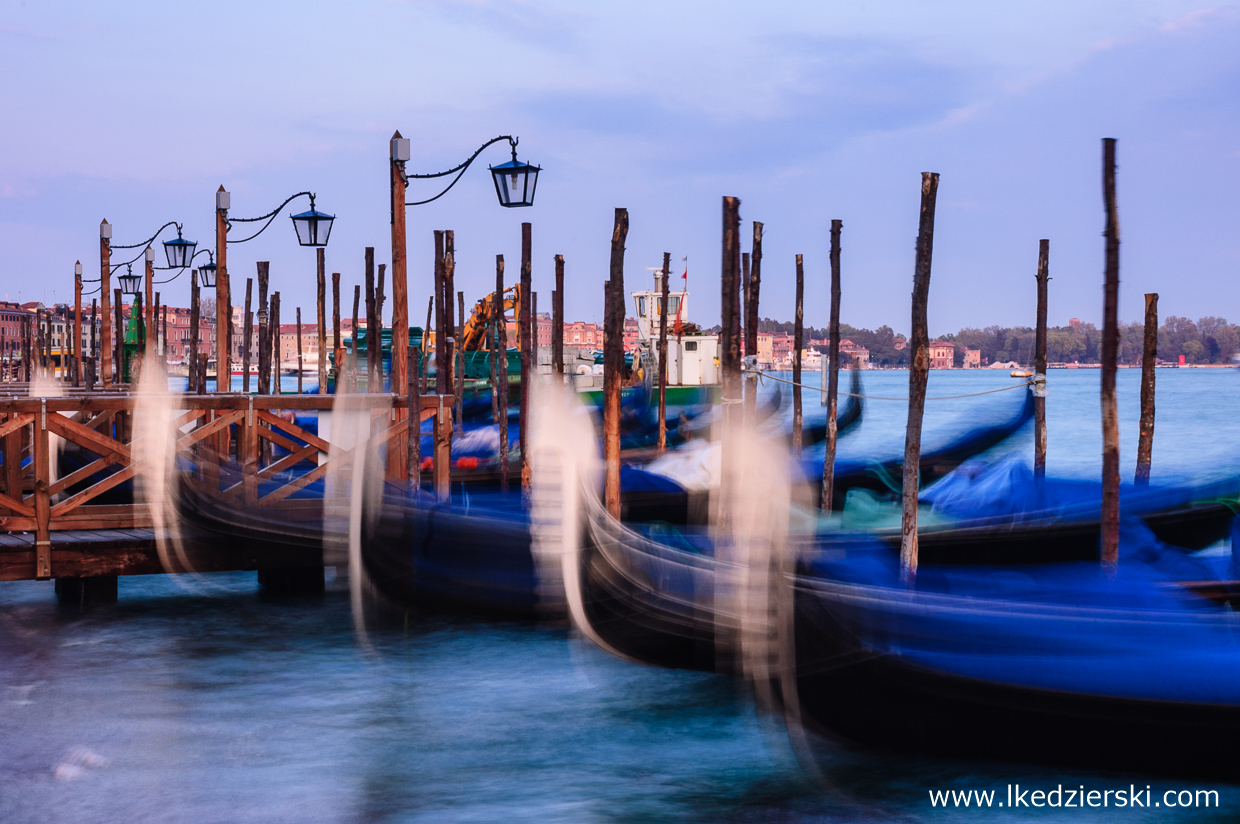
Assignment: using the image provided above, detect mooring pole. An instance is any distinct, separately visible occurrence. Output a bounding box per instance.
[332,272,342,391]
[242,278,253,394]
[456,290,465,434]
[603,209,629,519]
[822,220,842,511]
[257,264,270,396]
[745,223,763,421]
[422,296,432,395]
[351,285,361,394]
[444,233,456,402]
[1101,138,1121,570]
[73,261,82,387]
[113,290,123,385]
[553,254,565,381]
[296,307,304,394]
[99,220,112,386]
[365,247,377,392]
[496,255,510,492]
[88,299,97,390]
[1136,293,1159,485]
[317,249,328,396]
[270,292,281,396]
[720,197,742,536]
[215,187,231,392]
[1034,239,1050,478]
[901,174,940,583]
[407,348,421,487]
[519,223,533,493]
[144,248,156,356]
[433,231,446,395]
[792,254,805,455]
[657,251,671,452]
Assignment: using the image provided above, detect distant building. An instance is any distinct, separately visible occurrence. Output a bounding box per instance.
[623,317,640,351]
[893,336,908,351]
[756,334,773,369]
[839,339,870,367]
[564,321,601,349]
[1069,317,1081,329]
[929,340,955,369]
[963,348,982,368]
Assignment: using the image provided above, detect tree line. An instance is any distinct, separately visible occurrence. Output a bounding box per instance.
[754,316,1240,367]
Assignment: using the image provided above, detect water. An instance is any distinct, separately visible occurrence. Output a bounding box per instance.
[3,369,1239,822]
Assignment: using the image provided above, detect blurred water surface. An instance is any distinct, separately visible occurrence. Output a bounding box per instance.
[2,368,1238,823]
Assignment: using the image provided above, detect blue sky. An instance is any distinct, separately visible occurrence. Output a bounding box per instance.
[1,1,1236,335]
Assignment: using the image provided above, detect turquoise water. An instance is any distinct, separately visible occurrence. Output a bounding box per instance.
[2,369,1238,822]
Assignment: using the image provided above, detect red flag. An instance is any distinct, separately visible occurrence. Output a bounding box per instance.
[673,258,687,335]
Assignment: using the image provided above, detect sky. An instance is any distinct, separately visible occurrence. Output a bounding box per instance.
[0,0,1237,336]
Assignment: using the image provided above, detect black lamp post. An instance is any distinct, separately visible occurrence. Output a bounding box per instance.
[118,265,142,295]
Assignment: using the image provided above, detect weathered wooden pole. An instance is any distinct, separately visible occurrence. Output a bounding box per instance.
[365,247,377,392]
[603,209,629,518]
[901,175,940,583]
[519,223,533,492]
[296,307,304,394]
[144,247,155,355]
[73,261,82,386]
[496,255,510,492]
[552,254,565,380]
[351,285,361,394]
[456,290,465,433]
[745,223,763,419]
[822,220,843,510]
[1101,138,1121,569]
[422,296,433,395]
[189,270,200,392]
[270,292,281,396]
[88,298,97,390]
[720,198,742,432]
[112,290,122,384]
[444,233,456,407]
[154,291,161,361]
[242,278,254,394]
[407,348,421,487]
[332,272,342,390]
[317,248,328,395]
[433,231,447,395]
[657,251,671,452]
[1034,239,1050,478]
[99,220,113,386]
[215,187,231,392]
[741,251,751,416]
[1136,293,1159,485]
[390,132,410,405]
[257,263,270,395]
[792,254,804,454]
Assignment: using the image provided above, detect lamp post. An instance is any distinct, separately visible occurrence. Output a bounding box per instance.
[100,220,112,386]
[144,246,155,354]
[213,189,334,391]
[388,133,540,478]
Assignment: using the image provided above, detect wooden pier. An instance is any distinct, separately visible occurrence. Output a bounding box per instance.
[0,389,454,594]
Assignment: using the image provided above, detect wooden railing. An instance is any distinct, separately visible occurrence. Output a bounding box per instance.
[0,392,453,579]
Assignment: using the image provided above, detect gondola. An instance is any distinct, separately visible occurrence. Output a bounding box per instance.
[792,536,1240,777]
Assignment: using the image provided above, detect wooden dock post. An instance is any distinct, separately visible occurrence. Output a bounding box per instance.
[100,220,112,386]
[422,296,432,395]
[496,255,510,492]
[407,348,421,487]
[434,231,446,395]
[901,175,940,582]
[456,291,465,434]
[73,260,82,387]
[88,298,97,391]
[242,278,254,394]
[553,255,565,381]
[444,233,456,403]
[657,251,671,452]
[215,187,231,392]
[296,307,304,394]
[744,223,763,420]
[720,198,742,425]
[257,264,270,395]
[519,223,532,493]
[603,209,629,519]
[1136,293,1159,485]
[365,247,377,391]
[792,254,804,454]
[390,132,411,474]
[434,393,451,501]
[34,400,51,579]
[317,249,328,396]
[350,285,361,393]
[1101,138,1121,570]
[1034,239,1050,478]
[822,220,842,511]
[332,272,342,391]
[112,290,122,385]
[270,292,281,397]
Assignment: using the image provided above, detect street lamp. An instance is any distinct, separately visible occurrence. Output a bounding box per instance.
[290,198,336,247]
[198,258,217,288]
[163,229,197,269]
[118,265,142,295]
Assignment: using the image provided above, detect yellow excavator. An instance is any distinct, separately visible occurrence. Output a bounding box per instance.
[458,284,522,351]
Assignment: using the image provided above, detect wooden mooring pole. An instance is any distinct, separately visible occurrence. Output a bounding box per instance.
[434,231,446,395]
[365,247,377,392]
[270,292,281,396]
[519,223,532,493]
[100,220,112,386]
[657,251,671,452]
[332,272,342,391]
[317,249,328,396]
[257,263,270,395]
[243,278,253,394]
[407,347,421,487]
[603,209,628,519]
[553,254,565,381]
[822,220,842,511]
[1136,293,1158,485]
[744,223,763,421]
[351,285,361,393]
[112,290,122,385]
[901,175,940,583]
[1034,239,1049,478]
[73,260,82,387]
[792,254,804,454]
[720,197,742,535]
[496,255,509,492]
[456,290,465,434]
[1101,138,1121,570]
[88,298,97,391]
[296,307,304,394]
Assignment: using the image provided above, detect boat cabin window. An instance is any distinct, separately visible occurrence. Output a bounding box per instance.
[668,296,681,316]
[636,297,647,316]
[685,341,698,351]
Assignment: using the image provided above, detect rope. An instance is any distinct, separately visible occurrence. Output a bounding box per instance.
[750,368,1033,401]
